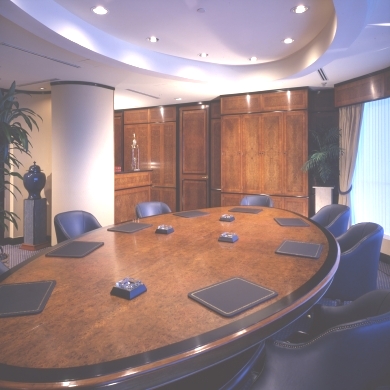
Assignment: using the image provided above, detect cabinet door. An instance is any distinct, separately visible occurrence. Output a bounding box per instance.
[283,111,308,196]
[242,114,262,193]
[210,118,221,191]
[221,116,242,193]
[261,113,284,195]
[114,113,123,171]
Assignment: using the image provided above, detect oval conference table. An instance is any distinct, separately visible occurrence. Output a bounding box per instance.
[0,207,339,389]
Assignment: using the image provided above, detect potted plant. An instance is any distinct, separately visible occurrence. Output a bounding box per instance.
[302,126,344,212]
[0,81,41,263]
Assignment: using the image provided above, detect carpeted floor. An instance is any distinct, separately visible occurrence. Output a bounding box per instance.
[0,244,48,269]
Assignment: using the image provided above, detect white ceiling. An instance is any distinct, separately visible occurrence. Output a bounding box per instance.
[0,0,389,109]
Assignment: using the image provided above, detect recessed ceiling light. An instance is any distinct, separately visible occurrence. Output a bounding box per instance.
[147,36,159,43]
[283,38,294,44]
[40,87,45,90]
[249,56,257,62]
[91,5,108,15]
[291,5,309,13]
[175,98,182,101]
[198,53,208,58]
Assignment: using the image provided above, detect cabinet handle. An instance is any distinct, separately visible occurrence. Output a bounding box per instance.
[201,176,209,179]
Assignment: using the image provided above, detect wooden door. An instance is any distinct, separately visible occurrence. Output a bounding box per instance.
[261,112,284,195]
[179,106,209,211]
[283,111,308,196]
[221,115,242,193]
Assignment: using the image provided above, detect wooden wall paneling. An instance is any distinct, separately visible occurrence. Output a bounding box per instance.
[181,180,208,210]
[283,197,309,217]
[241,114,262,193]
[221,115,242,193]
[335,73,384,107]
[283,111,308,196]
[210,101,221,119]
[115,186,151,224]
[179,106,209,211]
[262,89,308,111]
[124,124,150,171]
[114,112,123,171]
[162,122,176,187]
[220,94,262,115]
[210,189,221,207]
[181,110,207,174]
[308,89,335,112]
[151,187,176,212]
[124,109,149,124]
[384,68,390,97]
[261,112,284,195]
[210,118,221,190]
[150,122,176,187]
[221,192,243,206]
[149,106,176,123]
[270,196,284,210]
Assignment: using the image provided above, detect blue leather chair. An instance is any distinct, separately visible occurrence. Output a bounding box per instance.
[240,195,273,207]
[310,204,350,237]
[54,210,102,243]
[324,222,384,301]
[0,261,9,276]
[135,201,171,218]
[249,289,390,390]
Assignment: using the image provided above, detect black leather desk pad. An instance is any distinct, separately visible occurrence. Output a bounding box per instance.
[188,277,277,317]
[228,207,263,214]
[173,210,209,218]
[276,240,323,259]
[46,241,104,258]
[274,218,310,227]
[108,222,152,233]
[0,280,56,318]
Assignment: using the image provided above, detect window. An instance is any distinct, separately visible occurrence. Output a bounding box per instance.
[351,97,390,235]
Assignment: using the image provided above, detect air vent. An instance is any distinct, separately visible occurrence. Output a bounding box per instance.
[317,68,328,81]
[1,42,81,68]
[126,89,160,99]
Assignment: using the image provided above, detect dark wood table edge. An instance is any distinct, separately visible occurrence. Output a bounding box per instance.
[0,213,340,389]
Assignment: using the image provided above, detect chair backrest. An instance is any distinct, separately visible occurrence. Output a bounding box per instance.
[310,204,350,237]
[54,210,102,243]
[325,222,384,301]
[253,290,390,390]
[0,261,9,276]
[135,202,172,218]
[240,195,273,207]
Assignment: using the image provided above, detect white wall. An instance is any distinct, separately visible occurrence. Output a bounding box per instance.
[4,92,52,239]
[51,83,114,244]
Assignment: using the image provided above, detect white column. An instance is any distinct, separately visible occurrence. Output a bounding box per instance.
[51,82,114,244]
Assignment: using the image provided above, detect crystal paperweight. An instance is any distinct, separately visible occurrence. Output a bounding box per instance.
[155,224,174,234]
[218,232,239,243]
[219,214,235,222]
[110,277,147,300]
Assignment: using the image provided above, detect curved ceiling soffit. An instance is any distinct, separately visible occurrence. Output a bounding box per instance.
[285,0,371,80]
[8,0,361,85]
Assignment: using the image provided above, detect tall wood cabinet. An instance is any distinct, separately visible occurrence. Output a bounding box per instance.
[220,89,309,216]
[117,106,177,215]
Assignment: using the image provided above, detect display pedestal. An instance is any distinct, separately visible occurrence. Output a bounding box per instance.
[313,186,334,213]
[21,199,50,251]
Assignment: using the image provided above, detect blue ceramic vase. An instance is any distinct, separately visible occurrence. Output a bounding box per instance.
[23,162,46,200]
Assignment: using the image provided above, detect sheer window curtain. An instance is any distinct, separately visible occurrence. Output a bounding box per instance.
[338,104,364,208]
